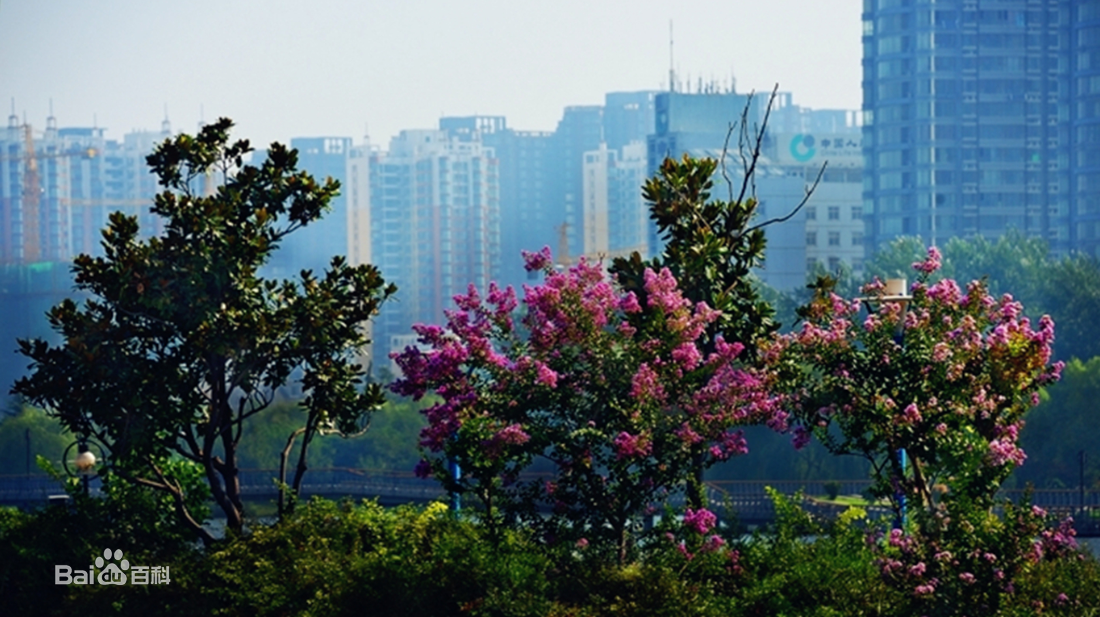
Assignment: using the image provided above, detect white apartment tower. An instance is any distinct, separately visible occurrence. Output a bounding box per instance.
[369,129,500,370]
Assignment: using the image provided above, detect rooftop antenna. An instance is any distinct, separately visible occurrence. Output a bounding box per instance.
[669,20,675,93]
[8,98,18,129]
[47,99,57,131]
[162,103,171,134]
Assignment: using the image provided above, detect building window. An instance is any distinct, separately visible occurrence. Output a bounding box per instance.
[806,231,817,246]
[806,206,816,220]
[852,205,863,220]
[828,257,841,271]
[806,257,818,271]
[828,231,841,246]
[828,206,840,220]
[853,231,864,246]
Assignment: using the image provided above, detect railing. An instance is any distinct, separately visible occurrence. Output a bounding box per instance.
[2,470,1097,535]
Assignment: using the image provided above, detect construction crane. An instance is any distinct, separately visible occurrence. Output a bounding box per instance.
[1,122,101,263]
[556,221,570,268]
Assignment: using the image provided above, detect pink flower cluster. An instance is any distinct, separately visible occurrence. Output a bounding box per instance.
[912,246,942,275]
[683,507,717,534]
[612,431,652,460]
[521,246,552,272]
[768,239,1064,527]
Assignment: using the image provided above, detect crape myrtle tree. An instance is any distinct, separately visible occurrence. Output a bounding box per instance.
[766,247,1069,612]
[392,252,785,562]
[12,119,395,543]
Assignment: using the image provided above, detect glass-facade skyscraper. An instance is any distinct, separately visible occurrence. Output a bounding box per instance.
[862,0,1084,254]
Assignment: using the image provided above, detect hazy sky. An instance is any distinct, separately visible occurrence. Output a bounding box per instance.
[1,0,863,149]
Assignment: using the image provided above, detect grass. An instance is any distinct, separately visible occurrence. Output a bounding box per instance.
[809,494,889,507]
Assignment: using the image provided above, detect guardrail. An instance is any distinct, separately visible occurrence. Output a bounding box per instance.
[2,471,1097,535]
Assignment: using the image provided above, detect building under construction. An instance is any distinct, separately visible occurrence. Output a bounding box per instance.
[0,109,169,266]
[0,109,170,399]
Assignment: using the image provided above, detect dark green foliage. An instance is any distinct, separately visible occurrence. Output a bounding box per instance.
[11,118,396,541]
[610,155,777,357]
[1015,357,1100,489]
[0,471,208,617]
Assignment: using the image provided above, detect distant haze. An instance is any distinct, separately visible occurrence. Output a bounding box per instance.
[0,0,862,147]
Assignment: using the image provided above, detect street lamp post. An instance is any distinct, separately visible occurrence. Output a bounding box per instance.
[63,439,103,497]
[861,277,912,530]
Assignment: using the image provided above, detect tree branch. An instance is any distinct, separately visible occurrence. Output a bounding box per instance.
[744,161,827,234]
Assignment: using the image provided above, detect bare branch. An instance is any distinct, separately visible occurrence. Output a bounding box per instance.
[736,84,780,207]
[744,161,827,234]
[720,121,737,202]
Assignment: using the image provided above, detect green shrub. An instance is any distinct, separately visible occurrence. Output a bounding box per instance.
[5,495,1099,616]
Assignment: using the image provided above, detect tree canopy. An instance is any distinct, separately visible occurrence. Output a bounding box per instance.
[12,118,395,542]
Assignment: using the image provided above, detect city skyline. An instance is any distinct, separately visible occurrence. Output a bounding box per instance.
[0,0,863,149]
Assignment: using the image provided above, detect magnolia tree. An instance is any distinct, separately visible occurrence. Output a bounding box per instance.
[767,247,1069,609]
[392,250,785,561]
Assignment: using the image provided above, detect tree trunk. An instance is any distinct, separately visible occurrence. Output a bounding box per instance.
[279,428,306,519]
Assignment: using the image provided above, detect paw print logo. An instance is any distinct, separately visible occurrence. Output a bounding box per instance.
[95,548,129,585]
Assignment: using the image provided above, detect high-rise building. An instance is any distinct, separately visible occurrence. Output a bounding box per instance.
[861,0,1073,254]
[552,106,605,261]
[582,141,650,259]
[1067,1,1100,256]
[439,116,556,291]
[369,129,499,369]
[256,137,353,278]
[442,95,657,290]
[769,130,865,276]
[603,91,657,152]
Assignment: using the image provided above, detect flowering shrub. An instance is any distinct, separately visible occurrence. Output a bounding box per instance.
[869,499,1085,615]
[391,250,784,560]
[767,246,1073,612]
[767,246,1062,515]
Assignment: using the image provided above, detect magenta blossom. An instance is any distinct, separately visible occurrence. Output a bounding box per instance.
[521,246,553,272]
[683,507,717,534]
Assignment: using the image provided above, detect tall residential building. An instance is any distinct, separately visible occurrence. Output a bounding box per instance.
[369,129,499,369]
[1067,1,1100,256]
[442,94,656,290]
[439,116,556,292]
[256,137,353,279]
[582,141,650,259]
[346,140,373,269]
[552,105,605,261]
[862,0,1072,254]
